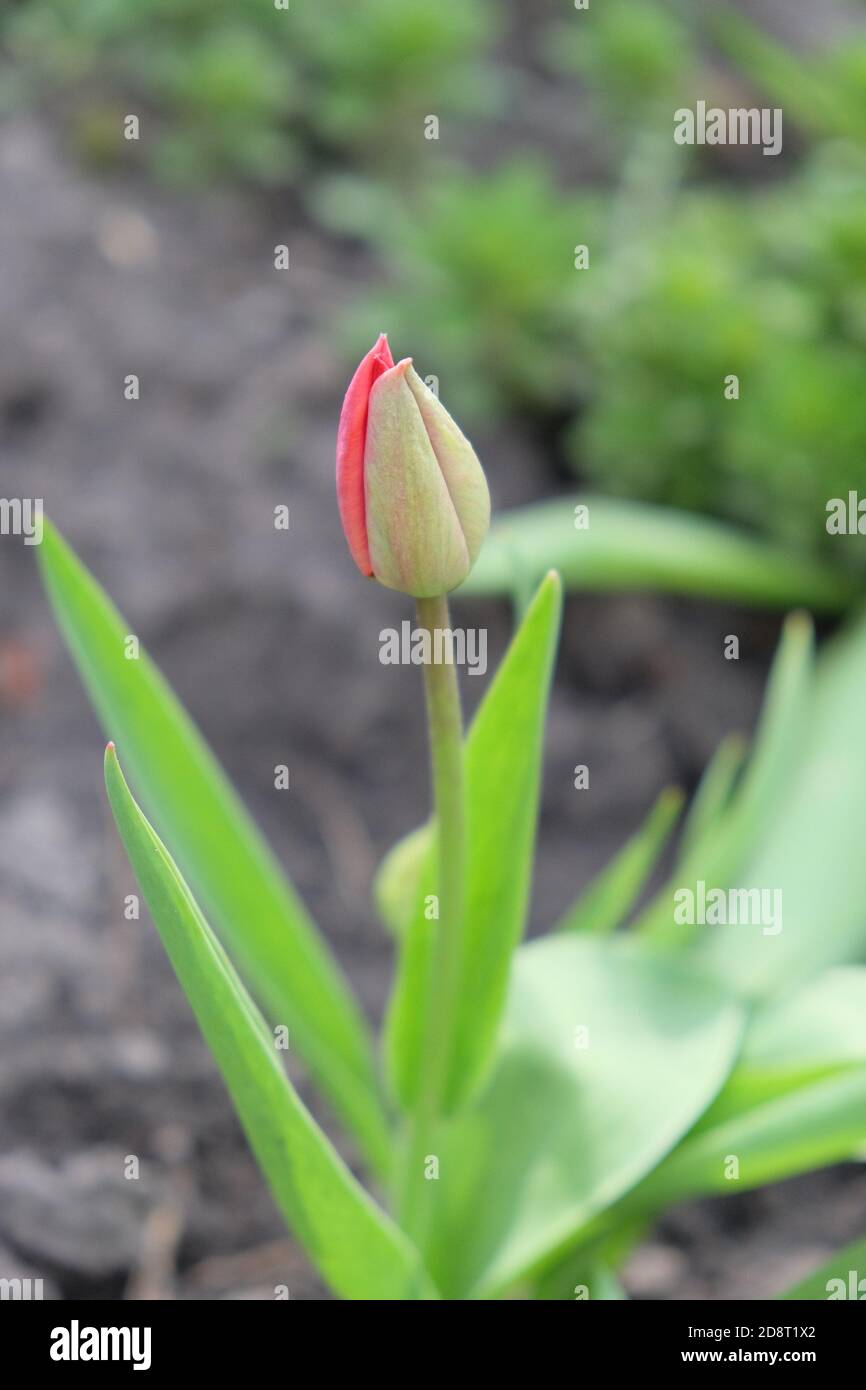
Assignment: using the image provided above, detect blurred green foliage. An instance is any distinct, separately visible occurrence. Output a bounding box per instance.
[574,147,866,562]
[0,0,499,183]
[333,2,866,567]
[320,160,599,418]
[709,4,866,147]
[5,0,866,565]
[545,0,693,124]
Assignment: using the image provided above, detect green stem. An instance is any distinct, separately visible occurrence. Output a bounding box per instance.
[398,593,466,1243]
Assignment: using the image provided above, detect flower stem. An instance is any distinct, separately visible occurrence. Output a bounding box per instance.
[398,592,466,1244]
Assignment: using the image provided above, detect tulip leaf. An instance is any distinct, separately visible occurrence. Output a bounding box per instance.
[678,732,745,861]
[385,570,563,1113]
[695,606,866,996]
[610,969,866,1224]
[692,966,866,1125]
[460,497,855,611]
[637,611,814,944]
[530,1218,642,1301]
[38,522,390,1177]
[629,1070,866,1212]
[738,967,866,1086]
[424,933,743,1298]
[778,1234,866,1300]
[537,1263,628,1302]
[554,786,683,935]
[103,745,436,1301]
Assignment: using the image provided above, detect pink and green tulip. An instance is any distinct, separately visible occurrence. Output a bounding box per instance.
[336,334,490,598]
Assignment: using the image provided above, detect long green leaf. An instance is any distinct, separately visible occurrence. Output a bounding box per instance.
[460,498,855,611]
[535,1262,628,1302]
[778,1234,866,1300]
[699,605,866,997]
[691,967,866,1127]
[426,934,742,1297]
[629,1070,866,1210]
[638,612,813,944]
[678,732,745,861]
[739,968,866,1086]
[579,1078,866,1263]
[555,786,683,934]
[578,968,866,1251]
[38,522,390,1176]
[103,745,435,1301]
[385,571,563,1113]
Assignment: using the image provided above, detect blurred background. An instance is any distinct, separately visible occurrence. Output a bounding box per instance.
[1,0,865,1299]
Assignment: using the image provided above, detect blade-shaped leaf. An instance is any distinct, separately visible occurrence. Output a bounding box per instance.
[740,967,866,1084]
[638,611,814,945]
[697,606,866,996]
[38,522,389,1176]
[629,1070,866,1211]
[424,933,743,1298]
[694,967,866,1125]
[103,745,435,1301]
[678,732,745,861]
[385,571,563,1113]
[535,1263,628,1302]
[778,1233,866,1300]
[459,497,855,611]
[531,1222,644,1301]
[582,968,866,1247]
[555,786,683,934]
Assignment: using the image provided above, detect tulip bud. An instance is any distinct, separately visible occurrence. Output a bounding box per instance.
[336,335,490,598]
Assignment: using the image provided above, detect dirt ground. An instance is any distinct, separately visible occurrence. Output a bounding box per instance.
[0,111,862,1300]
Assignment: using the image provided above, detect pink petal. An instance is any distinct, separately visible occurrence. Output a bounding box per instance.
[336,333,394,575]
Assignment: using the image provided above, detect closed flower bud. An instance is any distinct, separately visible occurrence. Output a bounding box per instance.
[336,335,490,598]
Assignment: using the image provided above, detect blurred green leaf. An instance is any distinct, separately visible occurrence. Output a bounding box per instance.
[425,933,742,1297]
[38,522,391,1177]
[104,745,435,1301]
[535,1261,628,1301]
[385,572,563,1114]
[611,969,866,1223]
[630,1070,866,1211]
[778,1233,866,1300]
[739,967,866,1073]
[744,968,866,1079]
[555,786,683,935]
[678,732,745,861]
[639,611,814,944]
[460,498,856,610]
[697,606,866,997]
[696,967,866,1129]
